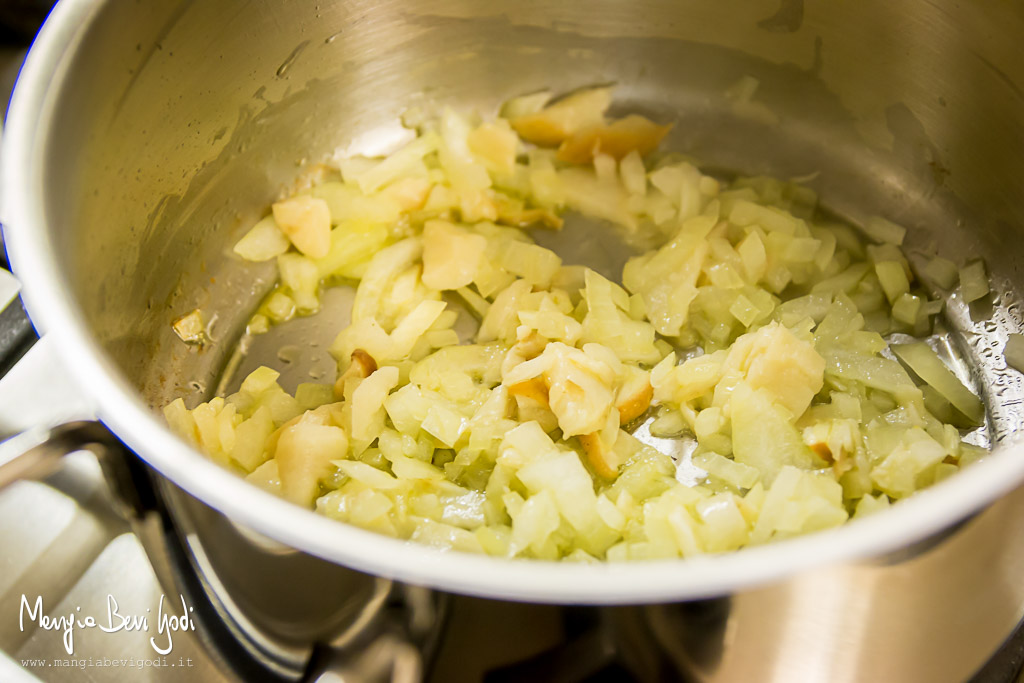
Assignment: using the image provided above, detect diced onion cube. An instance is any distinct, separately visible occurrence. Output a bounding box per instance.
[959,260,989,303]
[234,215,291,262]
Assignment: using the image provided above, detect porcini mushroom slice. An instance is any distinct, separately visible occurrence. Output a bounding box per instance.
[334,349,379,398]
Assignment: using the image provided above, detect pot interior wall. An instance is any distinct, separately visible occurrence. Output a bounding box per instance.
[34,0,1024,437]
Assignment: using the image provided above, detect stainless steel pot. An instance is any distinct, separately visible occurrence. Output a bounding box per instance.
[3,0,1024,611]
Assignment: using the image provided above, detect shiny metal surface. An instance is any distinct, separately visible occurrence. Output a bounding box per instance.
[5,0,1024,608]
[442,490,1024,681]
[0,346,1022,681]
[0,269,19,312]
[158,479,395,680]
[152,479,447,682]
[673,482,1024,682]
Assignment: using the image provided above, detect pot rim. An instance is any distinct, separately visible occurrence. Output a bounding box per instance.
[6,0,1024,605]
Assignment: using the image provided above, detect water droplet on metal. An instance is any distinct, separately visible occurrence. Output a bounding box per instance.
[277,345,301,364]
[204,312,220,341]
[276,40,309,78]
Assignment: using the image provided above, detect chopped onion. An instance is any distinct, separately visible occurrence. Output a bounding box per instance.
[1005,334,1024,373]
[165,86,987,562]
[862,216,907,245]
[891,342,984,425]
[959,260,990,303]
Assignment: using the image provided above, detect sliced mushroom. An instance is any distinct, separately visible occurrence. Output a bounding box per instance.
[578,432,621,480]
[510,87,612,147]
[615,372,653,425]
[496,206,564,230]
[513,332,547,360]
[507,376,550,408]
[802,420,857,477]
[333,349,378,399]
[809,442,833,462]
[556,116,673,165]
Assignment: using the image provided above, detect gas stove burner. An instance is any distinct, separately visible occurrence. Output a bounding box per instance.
[481,603,733,683]
[137,464,450,683]
[482,597,1024,683]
